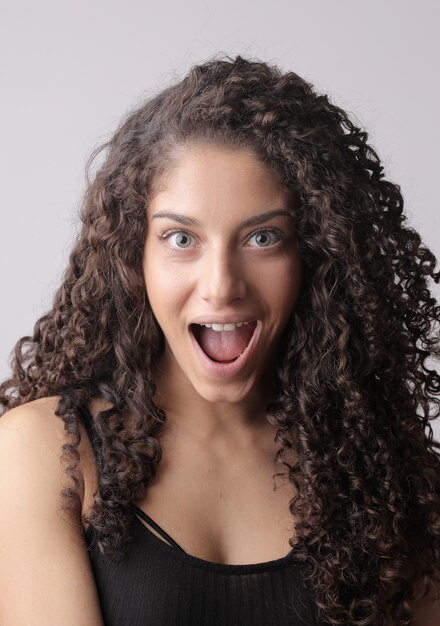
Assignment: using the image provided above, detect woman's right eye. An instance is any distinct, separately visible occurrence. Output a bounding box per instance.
[158,230,195,249]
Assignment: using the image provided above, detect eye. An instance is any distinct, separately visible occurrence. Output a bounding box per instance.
[158,227,286,251]
[159,230,196,249]
[247,227,285,248]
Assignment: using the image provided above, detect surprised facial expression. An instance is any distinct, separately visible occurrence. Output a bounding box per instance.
[143,143,302,404]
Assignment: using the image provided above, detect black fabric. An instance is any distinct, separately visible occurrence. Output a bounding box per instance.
[82,409,327,626]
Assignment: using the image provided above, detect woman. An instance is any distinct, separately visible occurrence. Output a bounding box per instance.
[1,54,439,625]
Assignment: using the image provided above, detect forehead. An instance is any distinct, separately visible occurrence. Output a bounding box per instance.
[147,144,292,220]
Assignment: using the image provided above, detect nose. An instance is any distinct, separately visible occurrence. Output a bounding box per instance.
[197,246,247,306]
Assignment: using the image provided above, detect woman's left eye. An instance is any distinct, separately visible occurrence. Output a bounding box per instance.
[248,228,285,247]
[158,227,285,250]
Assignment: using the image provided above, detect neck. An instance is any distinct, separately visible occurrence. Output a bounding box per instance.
[152,360,279,449]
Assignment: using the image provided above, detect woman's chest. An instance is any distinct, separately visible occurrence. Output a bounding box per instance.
[132,441,298,565]
[81,405,299,565]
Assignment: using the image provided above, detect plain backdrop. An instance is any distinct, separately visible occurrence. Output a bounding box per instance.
[0,0,439,438]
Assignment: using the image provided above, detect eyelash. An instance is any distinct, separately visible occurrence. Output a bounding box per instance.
[158,227,286,251]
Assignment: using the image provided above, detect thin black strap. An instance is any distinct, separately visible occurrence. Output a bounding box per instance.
[133,505,186,552]
[79,406,185,553]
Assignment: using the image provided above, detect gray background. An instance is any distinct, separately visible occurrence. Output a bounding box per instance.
[1,0,439,437]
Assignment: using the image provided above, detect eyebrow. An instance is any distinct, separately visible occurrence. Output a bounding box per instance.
[151,209,292,228]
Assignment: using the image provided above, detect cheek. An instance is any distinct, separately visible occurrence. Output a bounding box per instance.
[143,254,189,313]
[260,253,302,310]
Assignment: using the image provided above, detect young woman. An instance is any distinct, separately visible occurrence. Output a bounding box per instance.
[1,54,439,626]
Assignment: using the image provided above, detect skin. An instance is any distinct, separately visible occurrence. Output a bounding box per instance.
[143,143,303,453]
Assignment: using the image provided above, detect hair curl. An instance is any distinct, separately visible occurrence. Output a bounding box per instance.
[1,53,440,625]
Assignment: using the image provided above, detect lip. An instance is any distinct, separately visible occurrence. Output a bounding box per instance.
[190,315,259,325]
[189,320,262,380]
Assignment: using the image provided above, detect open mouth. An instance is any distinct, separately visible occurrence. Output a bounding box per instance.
[189,321,258,364]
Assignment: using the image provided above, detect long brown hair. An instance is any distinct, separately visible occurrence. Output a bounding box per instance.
[1,53,440,625]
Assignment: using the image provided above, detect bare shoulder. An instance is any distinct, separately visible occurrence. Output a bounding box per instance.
[0,395,111,529]
[0,395,86,445]
[0,396,93,512]
[0,396,104,624]
[0,395,67,436]
[0,396,78,493]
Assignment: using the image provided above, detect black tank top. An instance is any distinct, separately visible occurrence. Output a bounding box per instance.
[82,411,326,626]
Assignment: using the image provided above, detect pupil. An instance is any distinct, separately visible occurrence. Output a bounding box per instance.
[178,234,190,247]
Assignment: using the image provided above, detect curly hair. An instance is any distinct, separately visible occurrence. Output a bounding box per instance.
[1,53,440,625]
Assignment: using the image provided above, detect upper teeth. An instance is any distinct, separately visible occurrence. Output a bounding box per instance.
[197,321,253,331]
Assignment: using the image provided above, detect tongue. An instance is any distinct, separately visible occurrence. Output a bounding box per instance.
[195,324,255,362]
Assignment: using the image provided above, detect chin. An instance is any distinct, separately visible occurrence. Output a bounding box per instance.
[191,378,256,404]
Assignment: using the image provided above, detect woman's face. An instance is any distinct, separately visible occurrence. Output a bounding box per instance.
[143,143,302,405]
